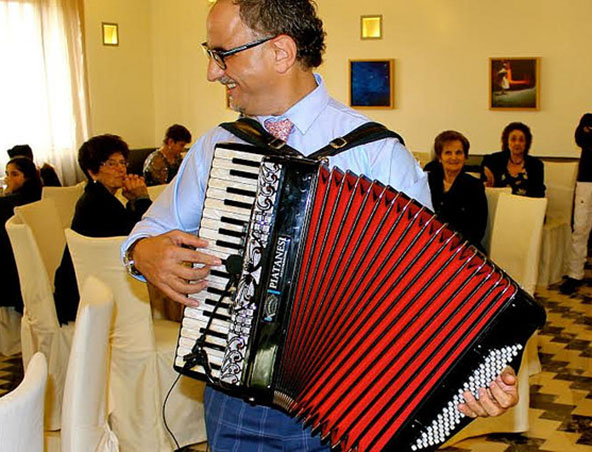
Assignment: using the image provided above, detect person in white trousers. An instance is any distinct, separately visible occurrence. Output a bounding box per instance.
[560,113,592,294]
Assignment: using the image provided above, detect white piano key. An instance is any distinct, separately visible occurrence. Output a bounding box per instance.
[202,205,251,222]
[204,198,253,217]
[201,218,246,234]
[214,147,267,162]
[209,168,259,186]
[208,177,257,194]
[200,227,243,245]
[212,157,260,172]
[180,327,227,347]
[206,187,255,205]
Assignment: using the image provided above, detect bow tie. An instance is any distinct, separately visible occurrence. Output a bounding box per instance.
[263,117,294,142]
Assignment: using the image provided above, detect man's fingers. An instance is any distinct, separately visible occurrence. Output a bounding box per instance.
[489,380,517,410]
[461,390,488,417]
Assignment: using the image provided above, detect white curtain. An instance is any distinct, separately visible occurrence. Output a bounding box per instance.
[0,0,89,185]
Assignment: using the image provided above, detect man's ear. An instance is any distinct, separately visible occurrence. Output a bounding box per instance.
[271,35,297,73]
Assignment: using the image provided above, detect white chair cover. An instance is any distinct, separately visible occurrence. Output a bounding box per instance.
[481,186,512,254]
[447,193,547,445]
[0,352,48,452]
[146,183,168,201]
[5,215,74,431]
[14,198,66,291]
[538,160,578,287]
[42,182,86,229]
[0,307,21,356]
[489,193,548,295]
[61,276,119,452]
[65,229,206,451]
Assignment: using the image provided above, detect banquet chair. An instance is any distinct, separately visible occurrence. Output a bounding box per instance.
[0,306,21,356]
[0,352,48,452]
[14,198,66,291]
[5,215,74,431]
[481,186,512,255]
[446,193,547,446]
[65,229,206,451]
[537,160,578,287]
[146,183,167,201]
[42,182,86,229]
[490,193,548,296]
[61,276,119,452]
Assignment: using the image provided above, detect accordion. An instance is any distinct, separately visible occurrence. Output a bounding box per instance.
[174,143,546,452]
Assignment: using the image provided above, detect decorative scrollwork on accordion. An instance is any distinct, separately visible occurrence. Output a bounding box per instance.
[220,162,282,384]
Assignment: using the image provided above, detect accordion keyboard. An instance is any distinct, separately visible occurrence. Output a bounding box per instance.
[174,144,268,380]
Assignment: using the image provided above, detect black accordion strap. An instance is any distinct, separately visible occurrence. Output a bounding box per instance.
[219,117,302,156]
[308,122,405,160]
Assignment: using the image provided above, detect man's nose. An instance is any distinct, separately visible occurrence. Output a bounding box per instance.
[207,59,225,82]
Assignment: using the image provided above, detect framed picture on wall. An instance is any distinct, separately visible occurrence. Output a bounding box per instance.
[349,59,394,109]
[489,57,540,110]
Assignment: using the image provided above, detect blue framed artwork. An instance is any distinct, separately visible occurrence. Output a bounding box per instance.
[349,59,394,109]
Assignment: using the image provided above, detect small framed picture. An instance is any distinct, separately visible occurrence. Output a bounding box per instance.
[102,23,119,46]
[489,57,540,110]
[349,59,394,109]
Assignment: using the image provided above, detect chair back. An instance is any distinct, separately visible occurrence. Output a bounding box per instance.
[61,276,119,452]
[5,215,60,333]
[5,215,72,431]
[0,352,48,452]
[543,160,578,222]
[64,229,155,351]
[14,198,65,287]
[481,186,512,254]
[489,193,548,295]
[146,183,167,201]
[42,182,86,229]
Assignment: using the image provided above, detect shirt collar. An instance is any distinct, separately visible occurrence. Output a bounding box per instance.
[256,73,328,136]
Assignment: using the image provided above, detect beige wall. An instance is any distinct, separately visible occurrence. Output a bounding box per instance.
[84,0,592,157]
[84,0,155,147]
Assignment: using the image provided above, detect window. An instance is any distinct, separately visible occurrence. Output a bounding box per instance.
[0,0,89,184]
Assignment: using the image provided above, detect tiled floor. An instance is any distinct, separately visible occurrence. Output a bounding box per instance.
[3,279,592,451]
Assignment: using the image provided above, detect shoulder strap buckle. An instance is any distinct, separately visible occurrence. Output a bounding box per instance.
[330,137,348,149]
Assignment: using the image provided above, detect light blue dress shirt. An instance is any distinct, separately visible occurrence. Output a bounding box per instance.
[122,74,431,254]
[122,74,433,450]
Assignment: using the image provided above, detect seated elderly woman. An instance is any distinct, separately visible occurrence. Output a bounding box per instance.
[481,122,545,197]
[0,157,43,313]
[425,130,488,248]
[143,124,192,186]
[54,134,152,324]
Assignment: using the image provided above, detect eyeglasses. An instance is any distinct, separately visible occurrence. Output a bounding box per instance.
[201,36,275,70]
[101,159,128,169]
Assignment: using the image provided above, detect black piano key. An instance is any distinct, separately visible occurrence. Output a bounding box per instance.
[231,157,262,168]
[210,269,230,279]
[221,216,247,227]
[218,228,245,238]
[216,239,242,250]
[224,199,253,210]
[227,186,257,197]
[198,327,227,340]
[203,311,231,322]
[229,169,259,180]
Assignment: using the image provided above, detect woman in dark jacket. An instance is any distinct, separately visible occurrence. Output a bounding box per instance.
[1,157,43,312]
[54,134,152,324]
[426,131,488,248]
[481,122,545,198]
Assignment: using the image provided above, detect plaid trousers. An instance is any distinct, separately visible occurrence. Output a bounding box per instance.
[204,386,330,452]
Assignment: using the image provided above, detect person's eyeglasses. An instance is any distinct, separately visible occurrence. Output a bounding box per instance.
[201,36,275,70]
[101,159,128,169]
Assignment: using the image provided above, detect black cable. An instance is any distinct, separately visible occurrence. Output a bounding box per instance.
[162,371,182,450]
[162,256,243,448]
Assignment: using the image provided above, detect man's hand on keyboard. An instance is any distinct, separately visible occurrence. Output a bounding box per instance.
[132,230,222,306]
